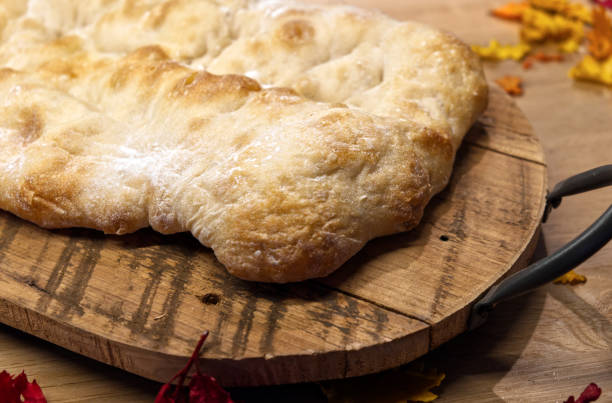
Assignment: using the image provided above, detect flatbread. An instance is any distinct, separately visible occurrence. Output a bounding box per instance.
[0,0,487,282]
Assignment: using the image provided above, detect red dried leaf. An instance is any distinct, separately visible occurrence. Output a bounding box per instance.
[22,380,48,403]
[156,383,178,403]
[156,331,234,403]
[0,370,47,403]
[189,374,233,403]
[565,382,602,403]
[0,370,21,403]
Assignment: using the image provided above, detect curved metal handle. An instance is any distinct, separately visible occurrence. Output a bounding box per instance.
[543,164,612,222]
[469,165,612,330]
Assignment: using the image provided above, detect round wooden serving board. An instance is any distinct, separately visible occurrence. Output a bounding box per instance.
[0,86,546,387]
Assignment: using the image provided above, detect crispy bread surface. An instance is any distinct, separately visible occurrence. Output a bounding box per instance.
[0,0,487,282]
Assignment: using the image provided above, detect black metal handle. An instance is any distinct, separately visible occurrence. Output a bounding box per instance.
[469,165,612,330]
[543,164,612,222]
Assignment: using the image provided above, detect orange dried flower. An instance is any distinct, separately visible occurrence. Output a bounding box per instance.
[492,1,529,21]
[533,51,564,61]
[495,75,524,95]
[523,51,564,68]
[587,6,612,60]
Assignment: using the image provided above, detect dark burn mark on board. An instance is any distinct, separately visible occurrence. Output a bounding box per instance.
[259,297,287,353]
[232,290,257,356]
[129,258,164,336]
[56,237,103,319]
[338,296,360,345]
[204,264,235,352]
[431,200,467,318]
[36,237,78,313]
[303,287,358,344]
[209,309,229,352]
[374,308,389,335]
[149,253,195,348]
[122,232,198,349]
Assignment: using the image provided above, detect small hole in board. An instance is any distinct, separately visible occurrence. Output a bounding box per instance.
[200,293,220,305]
[440,235,449,242]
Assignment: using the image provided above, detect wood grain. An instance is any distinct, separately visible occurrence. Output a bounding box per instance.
[0,80,546,386]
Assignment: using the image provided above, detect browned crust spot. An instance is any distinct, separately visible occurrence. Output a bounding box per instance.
[277,19,315,47]
[188,117,209,132]
[171,71,261,102]
[413,128,454,162]
[0,67,19,82]
[16,107,44,145]
[127,45,170,62]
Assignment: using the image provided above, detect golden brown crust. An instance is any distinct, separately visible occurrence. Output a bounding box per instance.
[0,0,487,282]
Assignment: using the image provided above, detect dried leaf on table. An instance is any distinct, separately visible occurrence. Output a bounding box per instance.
[564,382,602,403]
[523,51,564,68]
[491,1,529,21]
[155,331,234,403]
[319,363,445,403]
[521,8,584,51]
[471,40,531,60]
[0,370,47,403]
[563,2,594,24]
[495,75,524,95]
[532,51,565,61]
[586,6,612,60]
[570,54,612,84]
[529,0,593,24]
[553,269,587,284]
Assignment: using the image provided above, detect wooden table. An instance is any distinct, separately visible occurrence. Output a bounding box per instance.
[1,1,610,401]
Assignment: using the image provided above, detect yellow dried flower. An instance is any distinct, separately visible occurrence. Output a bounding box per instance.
[521,7,584,51]
[553,269,587,284]
[564,2,593,24]
[529,0,567,13]
[558,37,582,52]
[521,7,584,41]
[528,0,592,24]
[471,39,531,60]
[570,54,612,85]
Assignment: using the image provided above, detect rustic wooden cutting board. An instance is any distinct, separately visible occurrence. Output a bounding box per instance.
[0,86,546,387]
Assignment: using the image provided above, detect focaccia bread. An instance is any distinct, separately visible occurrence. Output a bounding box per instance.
[0,0,487,282]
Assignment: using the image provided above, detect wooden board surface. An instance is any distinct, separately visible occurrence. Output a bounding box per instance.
[0,84,547,387]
